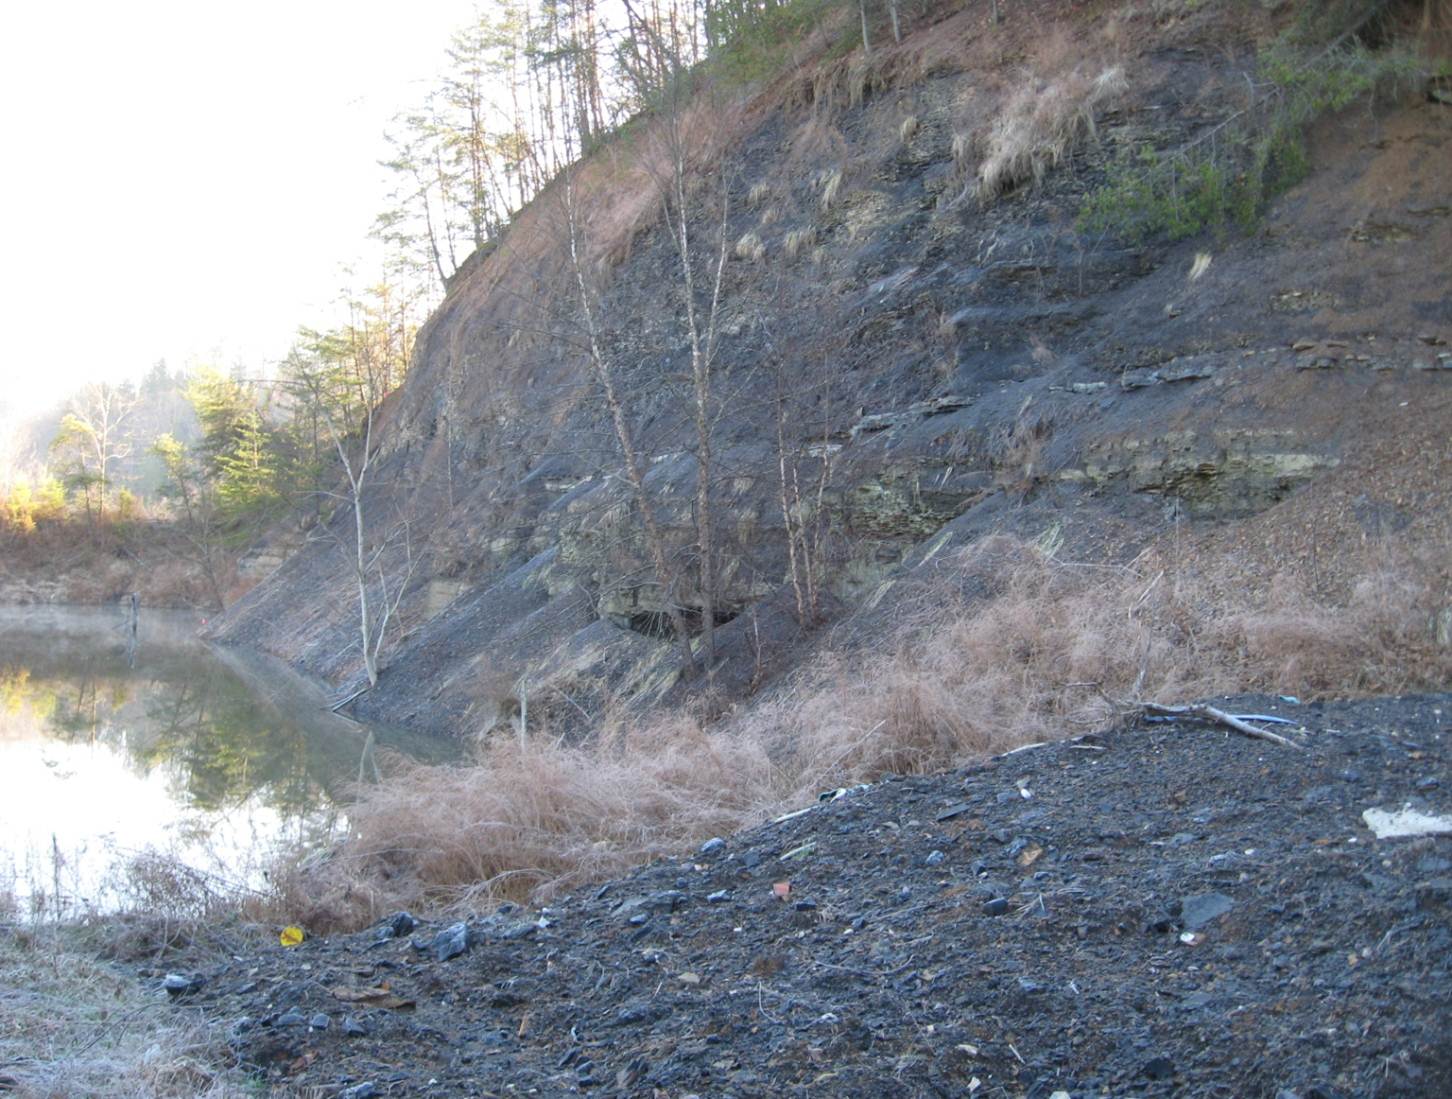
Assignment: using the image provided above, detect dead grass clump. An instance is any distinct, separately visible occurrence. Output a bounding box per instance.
[1213,551,1452,696]
[992,413,1055,498]
[572,87,756,272]
[278,718,793,927]
[747,181,771,207]
[102,850,236,925]
[787,113,849,167]
[783,226,818,261]
[899,115,920,144]
[805,23,937,114]
[775,537,1450,781]
[818,165,844,210]
[734,231,767,262]
[977,64,1125,200]
[767,537,1219,780]
[935,308,960,348]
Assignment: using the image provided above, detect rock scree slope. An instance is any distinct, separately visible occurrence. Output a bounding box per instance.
[162,694,1452,1097]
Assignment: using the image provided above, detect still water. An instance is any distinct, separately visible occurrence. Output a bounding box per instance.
[0,605,454,915]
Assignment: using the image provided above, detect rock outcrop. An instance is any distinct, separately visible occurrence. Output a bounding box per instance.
[212,4,1452,739]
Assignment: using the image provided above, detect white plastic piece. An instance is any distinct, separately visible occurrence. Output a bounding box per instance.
[1361,806,1452,839]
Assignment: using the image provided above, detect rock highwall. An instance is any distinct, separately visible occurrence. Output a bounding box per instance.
[212,4,1452,737]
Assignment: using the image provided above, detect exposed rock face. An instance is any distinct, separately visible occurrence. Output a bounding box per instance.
[211,10,1451,738]
[1059,428,1340,518]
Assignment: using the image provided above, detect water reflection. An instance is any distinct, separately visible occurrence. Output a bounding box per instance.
[0,605,453,914]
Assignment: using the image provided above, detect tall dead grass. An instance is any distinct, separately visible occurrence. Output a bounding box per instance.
[273,719,793,929]
[283,535,1449,929]
[976,63,1125,199]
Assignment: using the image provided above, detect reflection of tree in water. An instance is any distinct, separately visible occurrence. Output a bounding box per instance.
[134,671,331,818]
[41,656,133,744]
[1,666,58,723]
[3,613,455,844]
[4,648,352,820]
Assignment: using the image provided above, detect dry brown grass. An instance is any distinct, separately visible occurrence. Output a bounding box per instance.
[585,90,761,271]
[802,2,976,114]
[733,231,767,262]
[784,537,1448,771]
[279,534,1449,930]
[271,719,794,929]
[0,924,249,1098]
[783,226,818,261]
[976,63,1125,199]
[787,112,849,167]
[935,309,961,351]
[102,850,246,927]
[818,165,844,210]
[0,520,224,609]
[992,411,1054,499]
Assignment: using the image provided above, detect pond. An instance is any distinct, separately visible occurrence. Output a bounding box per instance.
[0,605,456,917]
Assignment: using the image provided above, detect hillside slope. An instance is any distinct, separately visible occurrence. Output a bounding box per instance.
[212,0,1452,738]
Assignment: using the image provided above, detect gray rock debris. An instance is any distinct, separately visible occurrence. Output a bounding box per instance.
[1180,892,1234,931]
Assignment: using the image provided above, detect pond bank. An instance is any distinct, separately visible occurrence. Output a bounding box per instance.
[0,521,240,611]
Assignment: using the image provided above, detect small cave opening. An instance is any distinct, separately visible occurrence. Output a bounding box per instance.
[619,604,742,640]
[626,609,678,640]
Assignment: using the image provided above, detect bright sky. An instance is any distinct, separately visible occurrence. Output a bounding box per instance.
[0,0,478,418]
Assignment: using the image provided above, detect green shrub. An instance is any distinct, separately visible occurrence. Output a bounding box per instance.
[1,476,68,534]
[1079,39,1421,243]
[115,488,143,522]
[710,0,848,84]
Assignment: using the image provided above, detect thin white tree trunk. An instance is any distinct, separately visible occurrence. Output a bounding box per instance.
[563,174,700,677]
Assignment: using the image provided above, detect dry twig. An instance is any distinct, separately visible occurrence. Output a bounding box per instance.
[1143,701,1302,749]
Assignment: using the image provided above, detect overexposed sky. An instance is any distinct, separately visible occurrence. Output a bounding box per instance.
[0,0,477,417]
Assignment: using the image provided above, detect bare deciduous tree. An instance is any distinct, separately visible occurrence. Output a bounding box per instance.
[764,324,834,627]
[622,4,734,674]
[51,382,138,519]
[286,343,419,689]
[560,167,700,677]
[657,112,731,667]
